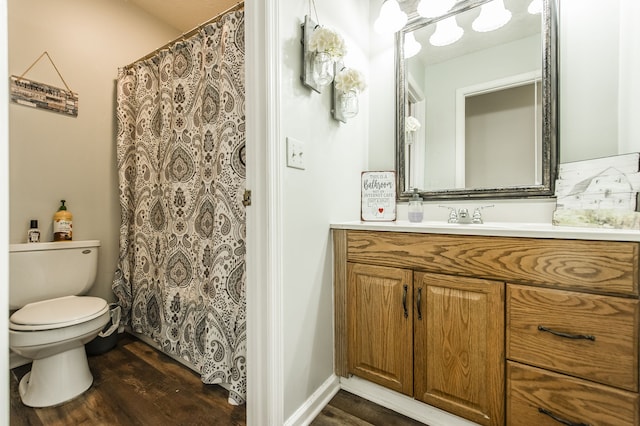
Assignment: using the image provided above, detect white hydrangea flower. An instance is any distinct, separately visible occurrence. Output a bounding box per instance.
[309,27,347,60]
[335,68,367,93]
[406,116,421,132]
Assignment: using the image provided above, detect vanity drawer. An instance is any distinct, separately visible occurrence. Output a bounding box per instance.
[507,284,639,391]
[347,231,639,296]
[507,361,639,426]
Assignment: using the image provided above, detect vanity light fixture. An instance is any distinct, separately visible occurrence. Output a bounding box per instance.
[472,0,512,32]
[374,0,408,34]
[527,0,542,14]
[417,0,456,19]
[404,32,422,58]
[429,16,464,47]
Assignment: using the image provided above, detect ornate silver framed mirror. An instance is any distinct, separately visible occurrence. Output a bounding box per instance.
[396,0,558,200]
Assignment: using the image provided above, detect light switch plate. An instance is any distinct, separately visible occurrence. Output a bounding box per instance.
[286,137,306,170]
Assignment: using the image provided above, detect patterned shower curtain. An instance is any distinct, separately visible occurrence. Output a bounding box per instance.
[113,10,246,404]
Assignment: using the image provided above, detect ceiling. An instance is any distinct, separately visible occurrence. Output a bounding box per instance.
[128,0,240,32]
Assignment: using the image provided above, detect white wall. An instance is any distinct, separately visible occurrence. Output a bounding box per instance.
[8,0,180,302]
[278,0,370,421]
[560,0,640,162]
[368,2,396,172]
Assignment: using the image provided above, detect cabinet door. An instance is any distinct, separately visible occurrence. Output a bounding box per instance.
[414,272,505,426]
[347,263,413,395]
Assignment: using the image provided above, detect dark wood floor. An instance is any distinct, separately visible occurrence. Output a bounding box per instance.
[311,391,426,426]
[10,333,424,425]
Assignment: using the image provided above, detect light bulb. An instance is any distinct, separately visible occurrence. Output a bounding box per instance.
[472,0,512,32]
[429,16,464,47]
[374,0,408,34]
[404,32,422,58]
[528,0,542,14]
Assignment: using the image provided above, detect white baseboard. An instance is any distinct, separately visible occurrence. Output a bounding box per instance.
[339,376,479,426]
[284,374,340,426]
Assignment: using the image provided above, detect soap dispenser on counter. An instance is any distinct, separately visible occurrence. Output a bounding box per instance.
[408,188,424,223]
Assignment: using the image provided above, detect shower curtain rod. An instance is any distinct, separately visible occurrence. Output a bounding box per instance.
[125,1,244,68]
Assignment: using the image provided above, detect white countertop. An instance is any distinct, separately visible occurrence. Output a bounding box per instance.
[330,220,640,242]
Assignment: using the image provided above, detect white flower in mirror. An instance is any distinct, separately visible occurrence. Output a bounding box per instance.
[405,116,421,145]
[406,116,421,132]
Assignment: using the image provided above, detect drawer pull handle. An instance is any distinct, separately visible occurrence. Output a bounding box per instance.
[537,325,595,341]
[538,408,591,426]
[402,285,408,318]
[417,287,423,320]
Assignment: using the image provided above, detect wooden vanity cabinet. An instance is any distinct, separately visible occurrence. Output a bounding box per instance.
[347,263,413,395]
[413,272,504,426]
[507,284,640,426]
[333,229,640,426]
[346,263,504,425]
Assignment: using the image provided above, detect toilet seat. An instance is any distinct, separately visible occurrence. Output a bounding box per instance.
[10,295,108,331]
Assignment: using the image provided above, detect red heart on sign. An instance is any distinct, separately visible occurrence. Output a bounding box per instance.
[378,208,384,213]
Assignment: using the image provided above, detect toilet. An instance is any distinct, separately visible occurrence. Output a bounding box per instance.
[9,240,110,408]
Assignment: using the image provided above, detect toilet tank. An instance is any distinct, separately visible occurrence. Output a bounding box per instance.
[9,240,101,310]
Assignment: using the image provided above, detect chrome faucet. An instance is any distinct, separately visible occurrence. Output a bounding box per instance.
[439,205,494,224]
[439,206,459,223]
[471,205,494,224]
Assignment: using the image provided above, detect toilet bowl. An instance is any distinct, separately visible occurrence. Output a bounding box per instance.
[9,241,110,407]
[10,296,110,407]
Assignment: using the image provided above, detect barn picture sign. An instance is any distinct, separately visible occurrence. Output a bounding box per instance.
[553,153,640,229]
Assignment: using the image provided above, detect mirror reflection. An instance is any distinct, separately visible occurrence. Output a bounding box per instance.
[397,0,557,200]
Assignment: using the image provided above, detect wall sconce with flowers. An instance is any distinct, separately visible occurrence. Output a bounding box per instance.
[332,65,367,122]
[301,15,346,93]
[405,116,421,145]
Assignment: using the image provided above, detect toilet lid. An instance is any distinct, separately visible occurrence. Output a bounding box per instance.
[10,295,109,331]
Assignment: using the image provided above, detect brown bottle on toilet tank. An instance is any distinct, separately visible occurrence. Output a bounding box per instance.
[53,200,73,241]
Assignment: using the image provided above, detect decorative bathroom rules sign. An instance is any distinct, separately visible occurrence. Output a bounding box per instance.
[361,171,396,221]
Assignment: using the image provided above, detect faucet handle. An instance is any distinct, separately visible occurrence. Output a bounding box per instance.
[472,204,495,224]
[439,205,458,223]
